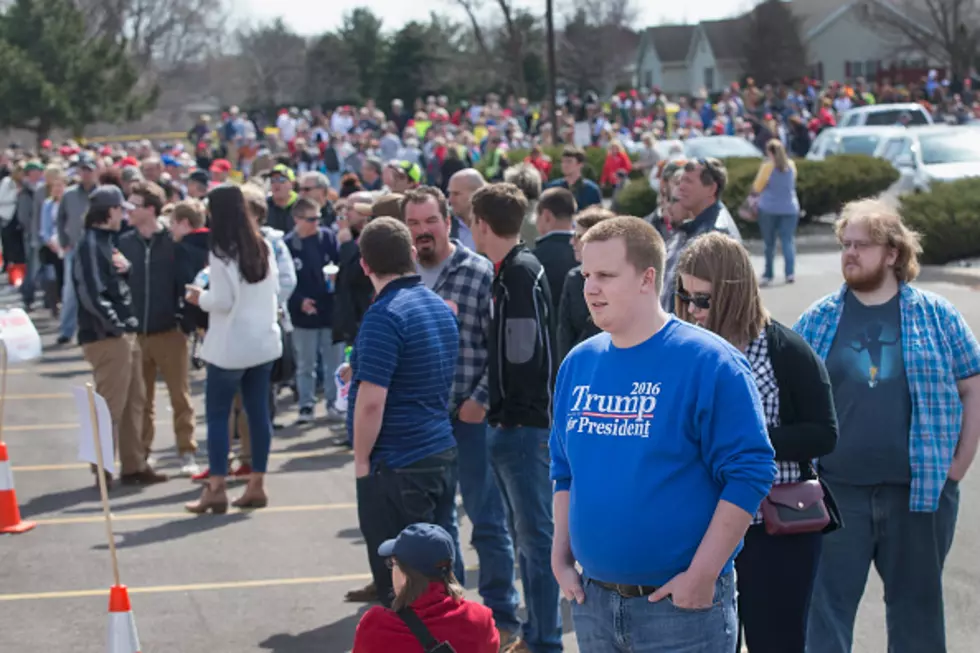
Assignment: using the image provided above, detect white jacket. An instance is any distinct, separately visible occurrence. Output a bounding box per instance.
[199,245,282,370]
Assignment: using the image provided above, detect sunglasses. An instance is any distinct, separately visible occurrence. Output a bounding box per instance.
[299,186,319,192]
[676,290,711,310]
[299,216,319,223]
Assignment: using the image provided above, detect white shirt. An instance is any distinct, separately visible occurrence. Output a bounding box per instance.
[199,246,282,370]
[277,114,297,143]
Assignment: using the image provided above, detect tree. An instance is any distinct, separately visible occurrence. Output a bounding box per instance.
[558,0,639,95]
[236,18,307,108]
[305,32,359,106]
[338,8,387,101]
[856,0,980,79]
[380,22,439,106]
[0,0,156,144]
[741,0,808,84]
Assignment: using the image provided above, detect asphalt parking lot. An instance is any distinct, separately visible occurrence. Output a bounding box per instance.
[0,251,978,653]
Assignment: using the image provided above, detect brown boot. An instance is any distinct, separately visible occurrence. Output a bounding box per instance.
[120,465,168,486]
[344,582,378,603]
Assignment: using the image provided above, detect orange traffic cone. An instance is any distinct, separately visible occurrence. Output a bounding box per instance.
[107,585,142,653]
[7,263,25,288]
[0,441,35,534]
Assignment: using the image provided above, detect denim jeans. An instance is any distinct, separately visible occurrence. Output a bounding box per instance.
[447,418,520,633]
[205,362,274,475]
[488,425,562,652]
[757,211,798,280]
[736,525,822,653]
[356,447,459,608]
[572,572,737,652]
[59,248,77,339]
[292,326,341,408]
[807,480,960,653]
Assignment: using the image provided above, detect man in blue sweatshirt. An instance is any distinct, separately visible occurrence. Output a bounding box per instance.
[284,197,342,425]
[549,216,776,652]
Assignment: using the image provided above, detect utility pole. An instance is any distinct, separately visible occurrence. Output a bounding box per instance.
[546,0,558,120]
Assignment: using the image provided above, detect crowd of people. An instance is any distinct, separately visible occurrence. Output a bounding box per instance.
[0,76,976,653]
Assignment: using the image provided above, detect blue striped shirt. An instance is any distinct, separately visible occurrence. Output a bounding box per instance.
[347,275,459,469]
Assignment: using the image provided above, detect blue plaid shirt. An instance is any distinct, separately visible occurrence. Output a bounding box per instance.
[794,284,980,512]
[427,240,493,411]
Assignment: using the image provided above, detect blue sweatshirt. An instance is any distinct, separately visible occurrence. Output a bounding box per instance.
[284,227,339,330]
[550,318,776,586]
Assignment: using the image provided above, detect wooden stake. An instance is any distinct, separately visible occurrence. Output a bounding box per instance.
[86,382,121,587]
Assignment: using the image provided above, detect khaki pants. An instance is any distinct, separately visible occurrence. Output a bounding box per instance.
[82,334,147,475]
[139,329,197,456]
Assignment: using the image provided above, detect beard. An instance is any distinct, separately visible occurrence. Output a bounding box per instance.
[416,235,436,264]
[843,259,889,292]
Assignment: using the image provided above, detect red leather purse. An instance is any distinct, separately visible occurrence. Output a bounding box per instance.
[761,479,831,536]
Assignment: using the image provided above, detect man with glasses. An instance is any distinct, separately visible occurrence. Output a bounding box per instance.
[297,171,338,229]
[266,163,299,233]
[284,197,343,425]
[660,157,741,312]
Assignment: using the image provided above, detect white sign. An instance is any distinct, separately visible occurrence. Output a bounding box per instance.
[73,386,116,475]
[0,309,42,363]
[573,122,591,147]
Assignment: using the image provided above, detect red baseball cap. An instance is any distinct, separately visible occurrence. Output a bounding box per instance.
[117,156,139,168]
[41,139,52,149]
[209,159,232,173]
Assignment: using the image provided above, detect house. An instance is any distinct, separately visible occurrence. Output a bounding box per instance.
[634,0,941,98]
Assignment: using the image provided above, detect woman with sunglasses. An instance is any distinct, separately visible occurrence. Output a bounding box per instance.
[674,232,838,653]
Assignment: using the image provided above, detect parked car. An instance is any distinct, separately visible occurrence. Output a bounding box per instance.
[683,136,764,160]
[878,125,980,194]
[806,126,906,161]
[838,103,933,128]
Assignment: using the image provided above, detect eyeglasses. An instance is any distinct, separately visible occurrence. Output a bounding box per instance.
[839,239,879,252]
[300,216,319,223]
[676,290,712,310]
[384,557,396,570]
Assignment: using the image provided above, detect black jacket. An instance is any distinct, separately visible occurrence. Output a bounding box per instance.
[332,238,374,345]
[266,194,297,234]
[73,228,138,345]
[557,265,600,360]
[765,320,839,463]
[117,224,182,336]
[488,245,557,429]
[532,231,577,312]
[174,229,211,332]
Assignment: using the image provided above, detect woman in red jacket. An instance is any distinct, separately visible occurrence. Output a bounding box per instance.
[599,140,632,188]
[352,523,499,653]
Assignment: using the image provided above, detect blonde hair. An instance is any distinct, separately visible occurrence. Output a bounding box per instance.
[240,183,268,225]
[675,232,769,347]
[172,198,206,229]
[835,198,922,283]
[43,164,64,186]
[767,139,790,172]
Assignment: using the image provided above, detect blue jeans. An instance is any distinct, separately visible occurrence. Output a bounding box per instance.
[292,327,341,408]
[448,418,520,633]
[326,171,342,191]
[488,425,562,652]
[205,362,274,475]
[807,480,960,653]
[59,248,77,339]
[572,572,738,652]
[757,211,798,280]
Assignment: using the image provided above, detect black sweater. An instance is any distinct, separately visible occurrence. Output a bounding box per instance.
[557,265,600,360]
[765,320,839,466]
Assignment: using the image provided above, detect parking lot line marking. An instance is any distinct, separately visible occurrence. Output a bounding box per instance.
[4,419,168,434]
[13,446,353,472]
[32,502,357,525]
[4,393,72,399]
[0,565,481,602]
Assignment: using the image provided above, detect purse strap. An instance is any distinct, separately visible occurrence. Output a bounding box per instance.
[798,459,816,481]
[395,607,456,653]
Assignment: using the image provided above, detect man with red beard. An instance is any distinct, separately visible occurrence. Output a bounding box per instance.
[795,198,980,653]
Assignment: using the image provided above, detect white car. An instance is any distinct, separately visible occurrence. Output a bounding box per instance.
[838,103,933,128]
[806,126,907,161]
[878,125,980,194]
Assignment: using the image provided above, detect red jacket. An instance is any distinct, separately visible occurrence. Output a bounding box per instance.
[352,583,499,653]
[600,151,632,186]
[525,154,552,180]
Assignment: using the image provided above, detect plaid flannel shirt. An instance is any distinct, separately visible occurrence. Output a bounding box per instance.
[794,283,980,512]
[430,241,493,411]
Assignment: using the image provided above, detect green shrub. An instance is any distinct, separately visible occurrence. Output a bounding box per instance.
[615,179,659,218]
[476,146,638,187]
[900,178,980,264]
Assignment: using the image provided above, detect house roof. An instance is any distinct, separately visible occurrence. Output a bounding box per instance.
[790,0,852,37]
[644,24,696,63]
[699,16,751,61]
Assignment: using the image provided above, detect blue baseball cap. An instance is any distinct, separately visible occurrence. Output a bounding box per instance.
[161,154,179,167]
[377,523,455,578]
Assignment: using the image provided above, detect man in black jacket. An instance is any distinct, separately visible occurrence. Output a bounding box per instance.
[470,182,562,653]
[75,185,167,488]
[533,187,578,311]
[119,181,199,477]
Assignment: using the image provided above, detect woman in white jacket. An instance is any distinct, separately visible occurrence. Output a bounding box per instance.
[184,185,282,513]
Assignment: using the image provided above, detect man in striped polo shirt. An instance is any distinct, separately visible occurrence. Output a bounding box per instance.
[347,216,461,608]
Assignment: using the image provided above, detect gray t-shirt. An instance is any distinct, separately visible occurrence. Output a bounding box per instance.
[822,290,911,485]
[417,256,451,290]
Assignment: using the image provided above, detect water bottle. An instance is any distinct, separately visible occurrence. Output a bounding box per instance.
[333,346,353,413]
[193,266,210,289]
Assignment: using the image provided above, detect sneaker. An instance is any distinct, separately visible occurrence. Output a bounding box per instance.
[120,465,168,486]
[179,453,201,477]
[295,407,314,425]
[786,275,796,284]
[56,335,71,345]
[497,629,519,651]
[229,462,253,479]
[344,582,378,603]
[759,277,773,288]
[191,467,211,482]
[323,407,345,424]
[502,639,532,653]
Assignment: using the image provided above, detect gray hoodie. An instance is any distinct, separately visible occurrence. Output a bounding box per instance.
[57,182,96,249]
[260,225,297,331]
